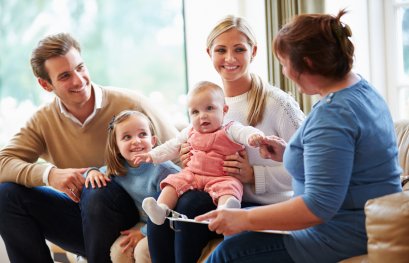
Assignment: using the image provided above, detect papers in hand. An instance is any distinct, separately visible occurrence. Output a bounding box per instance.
[167,216,210,224]
[166,216,290,234]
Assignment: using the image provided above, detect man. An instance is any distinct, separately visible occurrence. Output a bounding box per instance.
[0,33,178,263]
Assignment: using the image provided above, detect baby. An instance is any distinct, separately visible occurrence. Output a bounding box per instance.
[134,81,264,225]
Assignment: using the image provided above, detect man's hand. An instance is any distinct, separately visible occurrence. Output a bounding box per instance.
[48,167,87,203]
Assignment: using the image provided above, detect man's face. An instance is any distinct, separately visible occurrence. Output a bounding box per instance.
[40,47,92,110]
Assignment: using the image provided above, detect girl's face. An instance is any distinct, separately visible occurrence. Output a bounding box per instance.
[207,28,256,83]
[115,115,157,167]
[188,90,228,134]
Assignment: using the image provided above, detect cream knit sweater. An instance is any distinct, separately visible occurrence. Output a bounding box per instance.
[224,84,305,205]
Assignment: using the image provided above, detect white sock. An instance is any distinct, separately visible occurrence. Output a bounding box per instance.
[218,197,241,210]
[142,197,169,225]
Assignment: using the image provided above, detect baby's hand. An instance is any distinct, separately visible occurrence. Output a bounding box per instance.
[248,134,265,148]
[85,170,111,188]
[132,153,153,166]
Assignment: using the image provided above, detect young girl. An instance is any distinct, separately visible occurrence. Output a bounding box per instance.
[84,110,180,262]
[134,81,264,226]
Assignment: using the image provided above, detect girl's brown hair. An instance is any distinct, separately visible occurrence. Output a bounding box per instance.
[273,9,354,80]
[105,110,156,176]
[207,15,268,126]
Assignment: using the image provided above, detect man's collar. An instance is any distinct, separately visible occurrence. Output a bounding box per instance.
[57,83,102,114]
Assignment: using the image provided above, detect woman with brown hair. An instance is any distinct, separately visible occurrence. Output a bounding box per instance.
[196,10,402,263]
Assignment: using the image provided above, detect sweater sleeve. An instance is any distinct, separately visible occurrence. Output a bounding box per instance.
[150,127,190,163]
[0,109,50,187]
[251,87,304,199]
[227,121,264,147]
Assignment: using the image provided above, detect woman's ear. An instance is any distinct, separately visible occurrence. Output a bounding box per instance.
[303,56,313,68]
[251,45,258,61]
[207,48,211,58]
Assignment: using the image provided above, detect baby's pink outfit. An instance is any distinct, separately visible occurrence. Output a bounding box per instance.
[160,122,244,204]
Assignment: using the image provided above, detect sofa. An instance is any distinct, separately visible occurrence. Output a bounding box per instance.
[50,120,409,263]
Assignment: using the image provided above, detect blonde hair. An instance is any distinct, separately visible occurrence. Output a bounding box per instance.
[207,15,268,126]
[105,110,156,176]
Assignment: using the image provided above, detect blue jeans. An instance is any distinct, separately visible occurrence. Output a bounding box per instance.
[207,232,294,263]
[147,190,220,263]
[0,181,138,263]
[147,190,261,263]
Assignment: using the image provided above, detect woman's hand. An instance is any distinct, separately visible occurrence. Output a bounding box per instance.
[119,228,144,253]
[195,208,250,236]
[223,150,254,184]
[85,170,111,189]
[179,142,192,168]
[259,135,287,162]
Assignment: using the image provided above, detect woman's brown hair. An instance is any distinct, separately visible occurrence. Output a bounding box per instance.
[273,9,354,80]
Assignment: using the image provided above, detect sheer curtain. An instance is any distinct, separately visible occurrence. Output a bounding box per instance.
[265,0,324,113]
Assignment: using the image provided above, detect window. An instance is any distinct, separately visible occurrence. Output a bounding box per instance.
[0,0,187,146]
[385,0,409,120]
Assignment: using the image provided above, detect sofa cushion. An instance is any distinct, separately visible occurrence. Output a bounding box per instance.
[365,191,409,263]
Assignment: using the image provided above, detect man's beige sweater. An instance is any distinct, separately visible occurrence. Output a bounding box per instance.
[0,85,178,187]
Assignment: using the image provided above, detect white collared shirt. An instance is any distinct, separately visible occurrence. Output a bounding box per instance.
[56,84,103,127]
[43,84,103,185]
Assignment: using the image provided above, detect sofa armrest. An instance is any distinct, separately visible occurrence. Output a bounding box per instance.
[364,191,409,263]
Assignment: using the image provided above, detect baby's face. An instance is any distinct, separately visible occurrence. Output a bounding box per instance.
[188,90,227,133]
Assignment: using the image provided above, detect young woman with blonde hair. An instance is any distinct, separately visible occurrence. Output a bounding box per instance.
[146,15,305,263]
